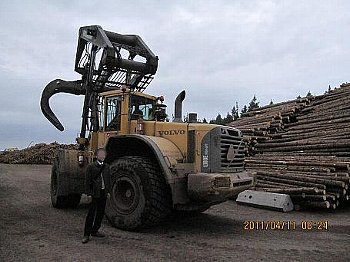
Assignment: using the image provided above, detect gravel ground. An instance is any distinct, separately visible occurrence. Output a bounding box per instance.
[0,164,350,262]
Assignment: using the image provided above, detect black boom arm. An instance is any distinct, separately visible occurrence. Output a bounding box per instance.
[40,25,158,144]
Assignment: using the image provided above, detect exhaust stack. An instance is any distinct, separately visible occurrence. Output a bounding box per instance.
[174,90,186,122]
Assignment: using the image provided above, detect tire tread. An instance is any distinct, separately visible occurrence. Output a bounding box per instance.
[108,156,171,229]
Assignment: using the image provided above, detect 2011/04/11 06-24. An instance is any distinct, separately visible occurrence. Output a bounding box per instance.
[243,220,329,231]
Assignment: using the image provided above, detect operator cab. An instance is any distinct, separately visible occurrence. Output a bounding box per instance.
[130,95,155,121]
[98,90,166,133]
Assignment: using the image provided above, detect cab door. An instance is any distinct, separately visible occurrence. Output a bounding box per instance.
[103,95,123,145]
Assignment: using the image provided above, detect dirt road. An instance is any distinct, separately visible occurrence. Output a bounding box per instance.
[0,164,349,262]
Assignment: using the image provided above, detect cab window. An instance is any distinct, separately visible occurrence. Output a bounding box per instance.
[106,96,122,130]
[130,95,155,121]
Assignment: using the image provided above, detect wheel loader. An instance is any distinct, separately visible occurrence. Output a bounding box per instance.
[40,25,254,230]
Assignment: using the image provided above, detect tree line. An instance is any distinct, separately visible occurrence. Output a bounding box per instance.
[206,90,318,125]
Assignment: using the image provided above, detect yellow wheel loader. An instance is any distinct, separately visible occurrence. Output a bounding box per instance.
[41,25,254,230]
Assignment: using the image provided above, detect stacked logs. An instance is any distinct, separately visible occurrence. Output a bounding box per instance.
[246,157,349,210]
[229,83,350,209]
[230,97,311,156]
[0,142,78,165]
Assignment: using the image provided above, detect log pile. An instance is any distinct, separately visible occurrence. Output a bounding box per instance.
[230,97,312,155]
[230,83,350,209]
[0,142,78,165]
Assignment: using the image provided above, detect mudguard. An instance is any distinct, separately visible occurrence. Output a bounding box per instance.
[105,134,184,185]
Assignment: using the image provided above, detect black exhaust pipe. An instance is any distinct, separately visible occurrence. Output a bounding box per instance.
[174,90,186,122]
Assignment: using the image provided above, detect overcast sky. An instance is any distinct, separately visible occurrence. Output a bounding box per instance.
[1,0,350,149]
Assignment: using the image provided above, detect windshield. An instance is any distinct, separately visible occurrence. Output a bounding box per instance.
[130,95,155,121]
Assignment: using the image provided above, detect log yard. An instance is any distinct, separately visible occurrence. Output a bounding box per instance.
[1,1,350,262]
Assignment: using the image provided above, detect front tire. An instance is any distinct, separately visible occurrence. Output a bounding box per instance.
[106,156,171,231]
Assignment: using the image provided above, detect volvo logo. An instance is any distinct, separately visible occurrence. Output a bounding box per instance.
[227,140,243,162]
[158,130,185,136]
[226,145,237,161]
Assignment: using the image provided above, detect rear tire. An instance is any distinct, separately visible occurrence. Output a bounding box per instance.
[106,156,171,231]
[51,157,81,208]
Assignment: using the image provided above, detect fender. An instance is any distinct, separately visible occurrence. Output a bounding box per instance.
[105,134,184,184]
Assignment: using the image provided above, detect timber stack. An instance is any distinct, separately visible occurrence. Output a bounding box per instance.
[0,142,78,165]
[230,83,350,210]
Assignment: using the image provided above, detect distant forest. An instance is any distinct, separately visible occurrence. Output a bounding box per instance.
[204,89,319,125]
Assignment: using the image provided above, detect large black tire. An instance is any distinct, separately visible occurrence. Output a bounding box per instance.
[106,156,172,231]
[51,158,81,209]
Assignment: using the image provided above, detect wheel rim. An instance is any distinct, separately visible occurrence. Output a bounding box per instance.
[112,175,140,214]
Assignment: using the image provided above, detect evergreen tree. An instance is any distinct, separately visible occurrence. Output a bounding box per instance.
[241,105,248,114]
[247,95,259,112]
[215,114,223,125]
[269,100,274,105]
[223,112,233,124]
[202,118,208,123]
[306,91,312,97]
[231,103,239,120]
